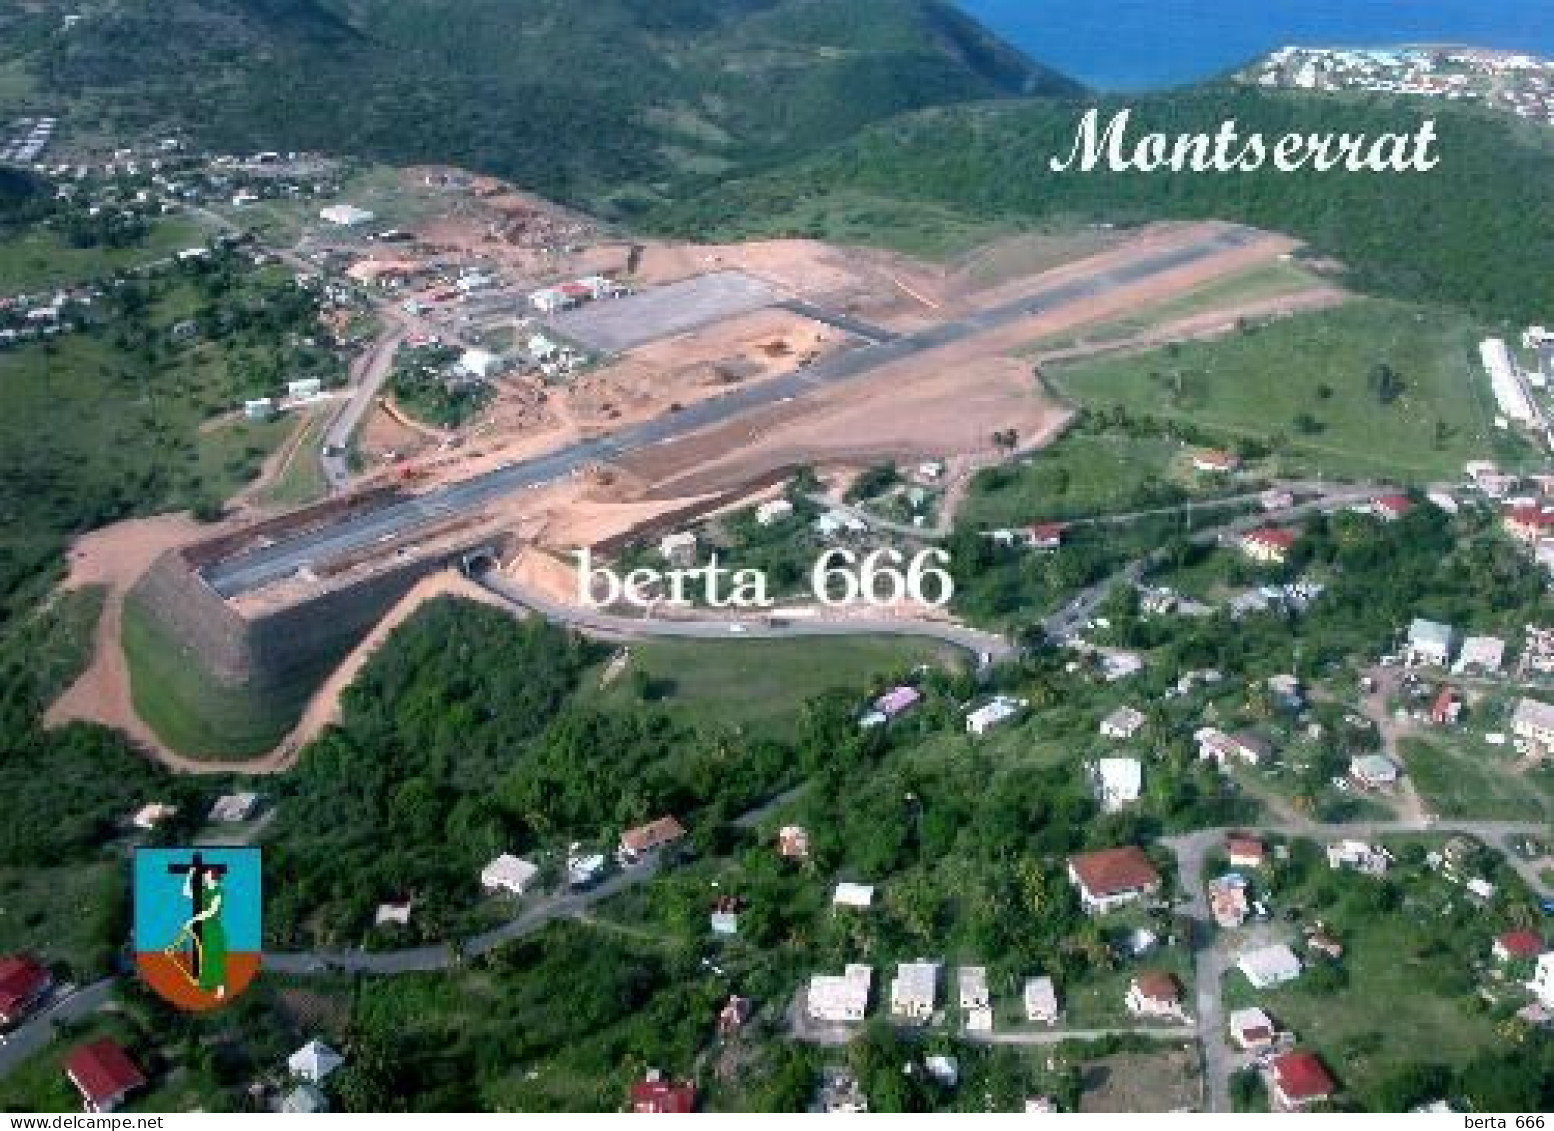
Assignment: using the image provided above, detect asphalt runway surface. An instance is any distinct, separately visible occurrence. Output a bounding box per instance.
[204,226,1260,598]
[549,270,776,351]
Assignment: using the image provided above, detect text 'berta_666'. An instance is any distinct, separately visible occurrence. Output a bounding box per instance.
[134,847,262,1012]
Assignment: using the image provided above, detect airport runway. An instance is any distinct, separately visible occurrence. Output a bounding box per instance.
[204,227,1261,598]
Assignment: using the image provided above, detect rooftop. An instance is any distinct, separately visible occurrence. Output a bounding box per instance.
[1069,846,1160,897]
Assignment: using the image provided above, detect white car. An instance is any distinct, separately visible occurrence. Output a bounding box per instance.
[727,623,748,634]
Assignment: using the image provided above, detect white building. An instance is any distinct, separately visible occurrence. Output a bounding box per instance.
[958,967,992,1032]
[1100,706,1145,740]
[1531,952,1554,1009]
[1512,698,1554,757]
[319,204,375,227]
[891,961,939,1021]
[832,882,875,909]
[808,965,872,1023]
[480,853,539,896]
[208,792,260,823]
[1480,338,1536,425]
[1238,944,1303,989]
[659,531,697,566]
[755,499,793,526]
[965,695,1025,736]
[287,1040,345,1084]
[1023,976,1060,1024]
[1093,757,1143,812]
[1454,635,1505,674]
[456,348,502,380]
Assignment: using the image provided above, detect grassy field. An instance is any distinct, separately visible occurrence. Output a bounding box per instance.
[1030,260,1329,353]
[213,165,442,247]
[258,411,330,508]
[958,432,1219,527]
[580,635,966,734]
[0,216,206,292]
[1400,737,1549,822]
[120,595,323,759]
[0,859,122,978]
[1044,300,1510,481]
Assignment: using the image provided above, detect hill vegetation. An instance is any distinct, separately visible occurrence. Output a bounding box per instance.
[25,0,1075,206]
[649,88,1554,321]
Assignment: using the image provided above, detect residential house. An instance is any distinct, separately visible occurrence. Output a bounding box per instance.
[1512,698,1554,757]
[630,1071,697,1113]
[874,686,921,719]
[1209,875,1250,929]
[619,816,686,865]
[1405,618,1455,667]
[1238,944,1303,989]
[1429,685,1462,726]
[1327,840,1390,875]
[1100,651,1145,681]
[1349,753,1401,791]
[1025,523,1066,551]
[1125,971,1186,1021]
[1100,706,1146,740]
[1192,449,1240,474]
[1531,952,1554,1009]
[0,955,52,1026]
[891,961,939,1021]
[832,882,875,910]
[924,1055,959,1088]
[288,1040,344,1084]
[1492,930,1544,964]
[566,846,607,889]
[374,900,412,927]
[281,1084,330,1113]
[1023,976,1060,1024]
[755,499,793,526]
[1092,757,1143,812]
[1240,528,1296,565]
[1454,635,1505,675]
[965,695,1025,736]
[64,1040,146,1113]
[1268,1050,1337,1110]
[1226,835,1267,870]
[807,964,872,1023]
[1228,1006,1279,1052]
[1267,674,1305,711]
[208,792,261,823]
[1196,728,1270,768]
[818,1069,870,1113]
[1067,846,1162,915]
[658,532,697,567]
[710,896,742,937]
[1260,488,1295,511]
[778,825,810,860]
[456,348,502,380]
[1504,504,1554,545]
[130,803,177,830]
[480,853,539,896]
[958,967,992,1032]
[717,995,752,1037]
[319,204,375,226]
[1371,494,1414,521]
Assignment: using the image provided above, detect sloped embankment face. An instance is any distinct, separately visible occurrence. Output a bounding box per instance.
[122,546,473,760]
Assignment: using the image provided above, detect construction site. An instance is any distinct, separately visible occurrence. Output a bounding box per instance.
[43,164,1346,763]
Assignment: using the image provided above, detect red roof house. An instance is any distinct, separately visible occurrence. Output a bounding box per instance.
[1240,528,1296,564]
[619,816,687,863]
[1430,686,1461,726]
[1025,523,1066,551]
[1226,835,1267,869]
[1493,930,1544,962]
[1268,1050,1336,1110]
[1504,505,1554,544]
[1372,494,1414,521]
[1067,846,1162,914]
[64,1039,146,1113]
[0,954,52,1025]
[630,1074,697,1113]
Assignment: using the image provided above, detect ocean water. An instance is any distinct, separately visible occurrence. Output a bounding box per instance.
[959,0,1554,91]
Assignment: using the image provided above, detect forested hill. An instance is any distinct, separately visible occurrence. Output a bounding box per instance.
[648,88,1554,323]
[25,0,1077,204]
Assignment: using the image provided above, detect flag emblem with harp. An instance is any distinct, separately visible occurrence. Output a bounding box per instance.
[134,847,261,1011]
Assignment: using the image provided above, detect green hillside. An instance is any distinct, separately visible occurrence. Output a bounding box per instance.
[19,0,1076,206]
[649,87,1554,321]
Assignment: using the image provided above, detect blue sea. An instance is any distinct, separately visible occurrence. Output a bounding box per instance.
[959,0,1554,91]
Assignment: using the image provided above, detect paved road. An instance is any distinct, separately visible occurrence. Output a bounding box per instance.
[474,568,1014,663]
[0,979,117,1079]
[202,227,1265,597]
[775,298,898,344]
[320,322,406,491]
